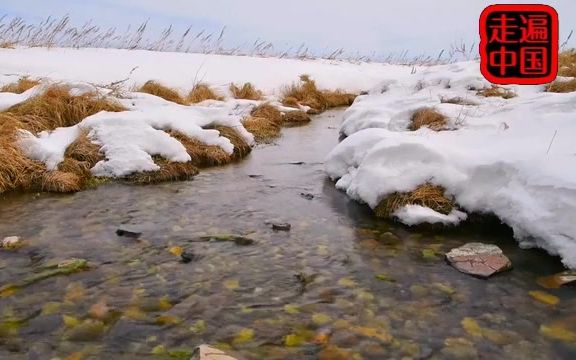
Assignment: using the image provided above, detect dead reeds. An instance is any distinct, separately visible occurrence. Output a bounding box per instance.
[187,83,224,104]
[477,85,516,99]
[409,108,448,131]
[229,83,263,100]
[1,77,40,94]
[281,75,356,114]
[138,80,186,104]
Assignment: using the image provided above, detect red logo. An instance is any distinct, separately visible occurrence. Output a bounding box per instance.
[480,4,558,85]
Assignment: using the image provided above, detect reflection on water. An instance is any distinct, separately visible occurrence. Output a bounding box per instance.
[0,111,574,359]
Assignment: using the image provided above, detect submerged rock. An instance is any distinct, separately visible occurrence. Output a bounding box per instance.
[115,228,142,239]
[537,271,576,289]
[446,243,512,278]
[191,345,239,360]
[271,223,291,231]
[300,192,315,200]
[1,236,24,250]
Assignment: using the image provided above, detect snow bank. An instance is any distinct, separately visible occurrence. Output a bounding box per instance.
[0,47,413,94]
[326,61,576,268]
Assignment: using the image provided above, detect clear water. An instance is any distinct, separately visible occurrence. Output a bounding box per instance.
[0,111,574,359]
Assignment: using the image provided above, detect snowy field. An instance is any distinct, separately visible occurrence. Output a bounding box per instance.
[325,61,576,268]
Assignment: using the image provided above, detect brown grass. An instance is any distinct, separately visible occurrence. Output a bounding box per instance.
[138,81,186,104]
[4,85,126,131]
[546,79,576,93]
[558,49,576,77]
[1,77,40,94]
[213,126,252,160]
[187,83,224,104]
[0,42,15,49]
[440,96,478,106]
[409,108,448,131]
[281,75,356,113]
[374,184,454,218]
[126,157,199,184]
[243,116,281,142]
[38,171,83,192]
[167,130,231,167]
[229,83,263,100]
[251,103,283,124]
[282,111,311,127]
[477,85,516,99]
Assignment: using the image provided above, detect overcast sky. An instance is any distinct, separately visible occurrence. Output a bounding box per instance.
[1,0,575,57]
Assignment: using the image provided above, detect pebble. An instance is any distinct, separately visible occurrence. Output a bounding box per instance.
[446,242,512,278]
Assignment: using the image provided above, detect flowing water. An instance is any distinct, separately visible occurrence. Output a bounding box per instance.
[0,110,574,359]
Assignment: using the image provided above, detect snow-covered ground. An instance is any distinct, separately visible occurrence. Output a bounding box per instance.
[325,61,576,268]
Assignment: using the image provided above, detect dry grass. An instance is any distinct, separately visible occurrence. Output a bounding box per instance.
[187,84,224,104]
[374,184,454,218]
[477,85,516,99]
[1,77,40,94]
[168,130,231,167]
[283,111,311,127]
[126,157,199,184]
[281,75,356,114]
[440,96,478,106]
[38,171,83,192]
[138,81,186,104]
[409,108,448,131]
[558,49,576,77]
[546,79,576,93]
[243,116,281,142]
[251,103,283,124]
[213,126,252,160]
[4,85,126,131]
[230,83,263,100]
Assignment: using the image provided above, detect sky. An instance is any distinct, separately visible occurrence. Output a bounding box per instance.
[1,0,575,58]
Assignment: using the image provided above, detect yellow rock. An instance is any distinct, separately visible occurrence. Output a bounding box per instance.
[283,304,300,315]
[312,313,332,326]
[338,277,357,288]
[461,317,483,337]
[155,315,182,326]
[284,333,305,347]
[223,279,240,290]
[42,302,62,316]
[351,326,392,343]
[529,290,559,305]
[158,296,173,311]
[233,328,254,344]
[62,315,81,328]
[540,324,576,342]
[190,319,206,334]
[169,246,184,257]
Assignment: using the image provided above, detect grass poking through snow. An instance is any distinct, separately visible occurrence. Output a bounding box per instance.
[230,83,263,100]
[138,80,186,104]
[281,75,357,114]
[477,85,516,99]
[558,49,576,77]
[374,184,454,218]
[187,84,224,104]
[409,108,448,131]
[1,77,40,94]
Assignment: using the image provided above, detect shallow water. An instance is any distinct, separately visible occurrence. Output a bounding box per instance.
[0,110,575,359]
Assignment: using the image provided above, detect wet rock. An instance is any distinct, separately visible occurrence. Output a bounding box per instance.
[300,192,315,200]
[200,234,255,246]
[537,271,576,289]
[192,345,239,360]
[271,223,291,231]
[445,243,511,278]
[1,236,24,250]
[115,228,142,239]
[380,232,400,243]
[180,251,196,263]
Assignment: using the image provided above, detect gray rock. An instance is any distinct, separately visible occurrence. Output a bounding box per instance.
[446,242,512,278]
[1,236,24,249]
[116,228,142,239]
[271,223,291,231]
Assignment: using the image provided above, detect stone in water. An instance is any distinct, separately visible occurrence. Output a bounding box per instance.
[446,243,511,278]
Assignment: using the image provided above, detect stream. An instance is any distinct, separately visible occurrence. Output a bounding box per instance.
[0,110,574,359]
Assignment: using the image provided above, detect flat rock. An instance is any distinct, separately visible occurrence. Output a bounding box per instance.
[445,243,511,278]
[271,223,291,231]
[1,236,24,249]
[115,228,142,239]
[192,345,239,360]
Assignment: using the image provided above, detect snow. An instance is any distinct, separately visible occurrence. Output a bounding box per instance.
[394,205,468,226]
[325,61,576,268]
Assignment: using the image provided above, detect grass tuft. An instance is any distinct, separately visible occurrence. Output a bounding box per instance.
[409,108,448,131]
[282,111,311,127]
[281,75,356,114]
[558,49,576,77]
[230,83,263,100]
[213,126,252,160]
[477,85,516,99]
[167,130,231,167]
[138,80,186,104]
[187,84,224,104]
[440,96,478,106]
[251,103,283,124]
[39,171,83,192]
[546,79,576,93]
[4,85,126,131]
[125,157,199,184]
[243,116,281,142]
[374,184,454,218]
[1,77,40,94]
